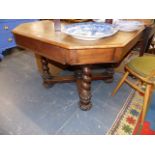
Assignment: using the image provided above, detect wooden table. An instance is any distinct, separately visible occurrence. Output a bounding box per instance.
[12,20,144,110]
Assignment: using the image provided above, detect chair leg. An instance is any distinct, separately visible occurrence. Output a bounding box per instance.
[112,71,129,96]
[140,84,153,125]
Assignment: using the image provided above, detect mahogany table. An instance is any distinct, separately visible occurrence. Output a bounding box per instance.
[12,20,144,110]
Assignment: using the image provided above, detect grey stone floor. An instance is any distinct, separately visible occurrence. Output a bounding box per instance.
[0,48,131,135]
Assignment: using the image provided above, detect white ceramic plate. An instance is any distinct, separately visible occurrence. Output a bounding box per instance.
[116,20,144,32]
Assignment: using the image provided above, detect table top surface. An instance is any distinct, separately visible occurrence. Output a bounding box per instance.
[12,20,145,50]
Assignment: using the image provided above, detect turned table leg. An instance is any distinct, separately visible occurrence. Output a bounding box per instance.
[79,66,92,110]
[103,68,114,83]
[41,56,53,88]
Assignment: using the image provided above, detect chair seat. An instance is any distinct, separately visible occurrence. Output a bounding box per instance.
[127,55,155,80]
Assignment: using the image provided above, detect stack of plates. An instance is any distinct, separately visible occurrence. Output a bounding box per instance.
[93,19,119,24]
[93,19,106,23]
[116,20,144,32]
[62,22,119,40]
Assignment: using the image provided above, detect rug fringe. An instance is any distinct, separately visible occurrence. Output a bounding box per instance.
[106,90,135,135]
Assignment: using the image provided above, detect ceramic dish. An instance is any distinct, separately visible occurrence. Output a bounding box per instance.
[116,20,144,32]
[62,22,119,40]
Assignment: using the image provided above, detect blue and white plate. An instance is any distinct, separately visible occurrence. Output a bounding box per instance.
[62,22,119,40]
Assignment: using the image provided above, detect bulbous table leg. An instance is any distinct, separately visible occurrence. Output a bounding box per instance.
[41,56,53,88]
[79,66,92,110]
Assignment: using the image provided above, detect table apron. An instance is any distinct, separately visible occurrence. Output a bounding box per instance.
[13,30,143,66]
[13,34,68,65]
[66,48,116,65]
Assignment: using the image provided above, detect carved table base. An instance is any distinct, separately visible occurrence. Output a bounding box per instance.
[41,56,114,110]
[41,57,54,88]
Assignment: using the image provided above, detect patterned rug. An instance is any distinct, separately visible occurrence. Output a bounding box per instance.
[107,89,155,135]
[107,90,144,135]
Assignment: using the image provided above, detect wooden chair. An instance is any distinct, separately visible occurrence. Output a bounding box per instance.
[112,23,155,126]
[112,55,155,125]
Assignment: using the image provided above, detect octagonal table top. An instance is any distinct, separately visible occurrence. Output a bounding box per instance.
[12,20,144,50]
